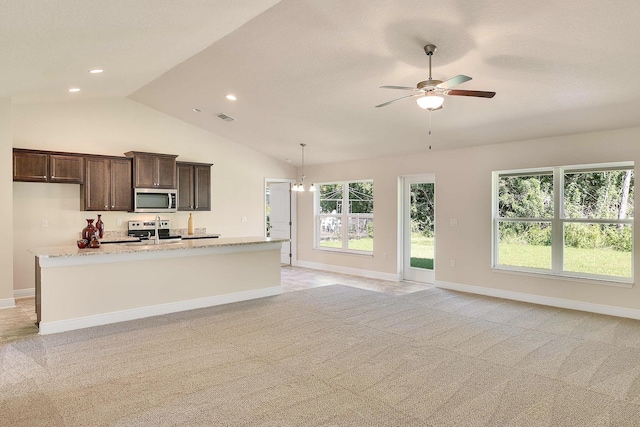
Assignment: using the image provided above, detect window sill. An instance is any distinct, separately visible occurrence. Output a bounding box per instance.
[313,247,374,257]
[492,266,634,288]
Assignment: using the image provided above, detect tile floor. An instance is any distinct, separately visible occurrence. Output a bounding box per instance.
[0,266,430,344]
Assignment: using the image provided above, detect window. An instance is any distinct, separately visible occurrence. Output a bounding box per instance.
[493,163,634,283]
[315,180,373,253]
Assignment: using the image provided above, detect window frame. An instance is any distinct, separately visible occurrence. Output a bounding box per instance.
[314,179,374,255]
[492,162,634,285]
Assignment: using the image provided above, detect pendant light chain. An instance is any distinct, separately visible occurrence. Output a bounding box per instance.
[293,143,316,192]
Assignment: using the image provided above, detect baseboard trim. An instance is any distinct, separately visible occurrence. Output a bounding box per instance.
[38,286,283,335]
[0,297,16,309]
[14,288,35,299]
[296,260,400,282]
[435,280,640,320]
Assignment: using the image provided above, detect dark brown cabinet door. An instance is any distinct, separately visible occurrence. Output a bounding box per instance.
[157,156,177,188]
[84,158,110,211]
[132,154,157,188]
[83,157,132,211]
[127,152,177,188]
[194,165,211,211]
[14,149,84,183]
[50,154,84,183]
[177,162,212,211]
[13,150,48,182]
[110,159,132,211]
[177,163,195,210]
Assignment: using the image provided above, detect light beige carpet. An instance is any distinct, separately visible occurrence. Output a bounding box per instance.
[3,285,640,426]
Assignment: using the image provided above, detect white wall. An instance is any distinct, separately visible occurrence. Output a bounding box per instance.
[0,98,14,306]
[298,127,640,312]
[12,98,295,292]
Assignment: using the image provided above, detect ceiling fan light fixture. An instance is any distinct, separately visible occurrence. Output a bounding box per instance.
[416,93,444,110]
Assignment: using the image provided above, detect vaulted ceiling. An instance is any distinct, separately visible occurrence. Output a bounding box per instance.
[4,0,640,165]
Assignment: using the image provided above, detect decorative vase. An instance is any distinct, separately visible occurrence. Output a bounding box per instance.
[82,219,97,241]
[188,213,194,235]
[95,214,104,239]
[89,235,101,248]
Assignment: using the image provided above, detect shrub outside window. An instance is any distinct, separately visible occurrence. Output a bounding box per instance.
[315,180,373,253]
[493,163,634,283]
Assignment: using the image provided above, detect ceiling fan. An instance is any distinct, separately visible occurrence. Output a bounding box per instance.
[375,44,496,110]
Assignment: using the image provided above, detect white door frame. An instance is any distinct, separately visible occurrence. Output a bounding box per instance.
[399,174,436,283]
[265,178,297,265]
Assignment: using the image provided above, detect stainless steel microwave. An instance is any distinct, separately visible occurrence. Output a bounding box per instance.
[133,188,177,213]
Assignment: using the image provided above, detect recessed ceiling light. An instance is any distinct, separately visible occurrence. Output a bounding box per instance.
[226,94,237,101]
[192,108,201,113]
[68,88,81,93]
[89,69,104,74]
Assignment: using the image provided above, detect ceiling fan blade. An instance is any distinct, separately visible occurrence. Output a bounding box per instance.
[446,89,496,98]
[379,85,418,91]
[375,94,420,108]
[436,75,472,89]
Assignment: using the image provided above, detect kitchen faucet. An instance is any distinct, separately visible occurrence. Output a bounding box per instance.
[154,215,161,245]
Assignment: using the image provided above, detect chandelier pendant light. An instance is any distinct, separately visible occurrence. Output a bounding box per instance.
[292,143,316,192]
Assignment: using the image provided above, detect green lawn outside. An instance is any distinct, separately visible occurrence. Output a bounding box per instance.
[410,235,434,270]
[320,238,373,251]
[499,243,632,277]
[321,234,435,271]
[322,237,630,278]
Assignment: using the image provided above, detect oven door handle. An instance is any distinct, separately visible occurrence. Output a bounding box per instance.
[168,193,172,209]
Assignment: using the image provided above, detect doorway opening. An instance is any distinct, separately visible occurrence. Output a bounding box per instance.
[265,179,296,265]
[401,174,435,283]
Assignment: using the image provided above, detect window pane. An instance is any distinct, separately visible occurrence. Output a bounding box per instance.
[319,184,343,214]
[347,217,373,251]
[410,182,435,270]
[564,223,632,278]
[499,174,553,218]
[498,221,552,269]
[564,170,634,220]
[349,181,373,213]
[319,216,342,248]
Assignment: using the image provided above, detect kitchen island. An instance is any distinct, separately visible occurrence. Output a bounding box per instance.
[33,237,286,335]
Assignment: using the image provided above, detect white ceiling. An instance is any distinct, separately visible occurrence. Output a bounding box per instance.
[5,0,640,165]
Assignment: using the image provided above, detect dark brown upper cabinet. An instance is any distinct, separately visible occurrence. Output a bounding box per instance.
[13,149,84,184]
[177,162,212,211]
[125,151,177,189]
[82,157,132,211]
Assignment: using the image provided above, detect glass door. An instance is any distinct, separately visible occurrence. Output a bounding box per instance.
[403,175,435,283]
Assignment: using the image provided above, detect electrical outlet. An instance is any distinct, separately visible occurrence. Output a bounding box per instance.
[450,219,458,227]
[41,219,48,228]
[450,259,456,268]
[382,252,387,259]
[241,216,248,223]
[116,218,122,226]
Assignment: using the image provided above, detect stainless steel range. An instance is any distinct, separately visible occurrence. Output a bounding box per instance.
[127,220,181,240]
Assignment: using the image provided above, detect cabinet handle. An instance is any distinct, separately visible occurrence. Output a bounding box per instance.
[104,205,108,208]
[51,175,55,178]
[42,175,47,178]
[111,205,114,209]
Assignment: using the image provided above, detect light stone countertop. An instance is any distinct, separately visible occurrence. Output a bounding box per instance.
[32,236,287,259]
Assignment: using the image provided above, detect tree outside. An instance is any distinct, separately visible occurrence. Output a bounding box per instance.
[498,169,634,277]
